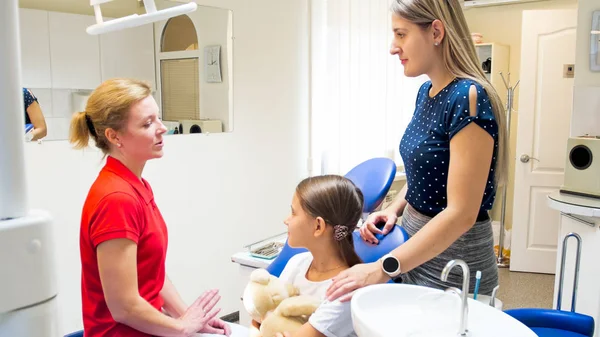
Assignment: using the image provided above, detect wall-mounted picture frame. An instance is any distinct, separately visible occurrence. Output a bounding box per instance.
[204,45,222,83]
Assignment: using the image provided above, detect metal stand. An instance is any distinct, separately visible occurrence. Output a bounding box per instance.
[497,72,519,268]
[556,232,582,312]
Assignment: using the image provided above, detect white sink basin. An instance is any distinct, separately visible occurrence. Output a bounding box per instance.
[351,283,536,337]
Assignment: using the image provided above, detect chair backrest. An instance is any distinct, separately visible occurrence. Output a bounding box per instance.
[344,157,396,213]
[266,157,400,277]
[353,223,408,263]
[64,330,84,337]
[504,308,595,337]
[266,224,408,277]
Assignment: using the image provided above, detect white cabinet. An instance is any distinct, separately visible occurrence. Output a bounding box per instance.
[48,12,101,90]
[19,9,52,88]
[99,23,156,88]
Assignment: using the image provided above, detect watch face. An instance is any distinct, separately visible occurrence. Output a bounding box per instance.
[383,257,399,273]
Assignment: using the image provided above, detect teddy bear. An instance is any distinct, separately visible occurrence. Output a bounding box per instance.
[242,268,322,337]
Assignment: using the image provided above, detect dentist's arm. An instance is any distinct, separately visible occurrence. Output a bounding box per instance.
[160,276,188,318]
[97,238,222,337]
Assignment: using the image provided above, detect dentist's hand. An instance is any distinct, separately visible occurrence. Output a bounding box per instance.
[178,289,222,336]
[359,209,398,244]
[326,262,390,302]
[198,317,232,336]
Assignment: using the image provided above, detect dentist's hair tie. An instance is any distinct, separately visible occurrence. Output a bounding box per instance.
[84,113,97,137]
[334,225,349,241]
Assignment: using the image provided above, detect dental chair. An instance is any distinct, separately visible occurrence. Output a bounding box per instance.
[266,157,408,277]
[504,233,594,337]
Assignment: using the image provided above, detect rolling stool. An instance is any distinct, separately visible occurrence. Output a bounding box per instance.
[504,232,594,337]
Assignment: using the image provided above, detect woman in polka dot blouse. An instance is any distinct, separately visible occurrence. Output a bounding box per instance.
[327,0,508,302]
[23,88,47,140]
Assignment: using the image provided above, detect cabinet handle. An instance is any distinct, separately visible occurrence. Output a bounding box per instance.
[561,212,595,227]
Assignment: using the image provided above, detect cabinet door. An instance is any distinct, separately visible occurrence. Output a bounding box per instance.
[48,12,101,90]
[99,23,155,88]
[19,9,52,88]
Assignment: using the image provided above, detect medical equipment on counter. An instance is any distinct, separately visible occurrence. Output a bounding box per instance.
[0,0,197,336]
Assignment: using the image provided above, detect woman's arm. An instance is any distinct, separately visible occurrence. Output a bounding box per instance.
[97,238,197,337]
[160,276,188,318]
[385,85,493,273]
[26,101,47,140]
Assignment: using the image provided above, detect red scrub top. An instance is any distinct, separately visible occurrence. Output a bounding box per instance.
[80,156,168,337]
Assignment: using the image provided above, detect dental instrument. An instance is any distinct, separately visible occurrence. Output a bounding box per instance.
[473,270,481,300]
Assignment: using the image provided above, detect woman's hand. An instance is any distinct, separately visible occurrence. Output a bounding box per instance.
[178,289,223,336]
[325,262,390,302]
[359,208,398,244]
[198,317,232,336]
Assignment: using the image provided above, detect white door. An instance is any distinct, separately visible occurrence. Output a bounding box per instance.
[510,9,577,274]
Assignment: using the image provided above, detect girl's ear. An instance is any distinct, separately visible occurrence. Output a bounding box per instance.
[313,217,327,238]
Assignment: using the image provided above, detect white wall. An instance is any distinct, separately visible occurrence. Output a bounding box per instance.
[571,0,600,137]
[22,0,309,333]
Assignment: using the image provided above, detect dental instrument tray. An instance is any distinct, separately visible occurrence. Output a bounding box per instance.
[250,241,284,260]
[245,231,287,260]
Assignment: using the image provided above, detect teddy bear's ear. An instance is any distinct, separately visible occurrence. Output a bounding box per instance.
[250,268,272,285]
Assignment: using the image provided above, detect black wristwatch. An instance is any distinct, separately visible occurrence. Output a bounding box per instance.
[380,254,402,278]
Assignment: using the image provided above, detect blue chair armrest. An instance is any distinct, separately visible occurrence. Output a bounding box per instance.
[353,223,409,264]
[265,242,307,277]
[64,330,84,337]
[504,308,594,337]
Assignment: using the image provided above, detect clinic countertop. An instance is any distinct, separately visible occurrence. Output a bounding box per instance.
[547,191,600,218]
[230,251,275,269]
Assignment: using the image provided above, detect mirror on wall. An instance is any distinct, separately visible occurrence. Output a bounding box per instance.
[19,4,233,141]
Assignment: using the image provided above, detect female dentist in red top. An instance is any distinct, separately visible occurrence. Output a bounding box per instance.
[70,78,231,337]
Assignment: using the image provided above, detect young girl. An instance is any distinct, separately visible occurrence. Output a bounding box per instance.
[253,175,362,337]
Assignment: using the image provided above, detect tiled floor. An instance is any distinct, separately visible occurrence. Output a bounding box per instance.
[497,268,555,310]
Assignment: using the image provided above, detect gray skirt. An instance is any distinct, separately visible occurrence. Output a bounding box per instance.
[400,204,499,296]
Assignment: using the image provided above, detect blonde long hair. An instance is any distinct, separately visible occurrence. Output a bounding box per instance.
[69,78,152,154]
[391,0,508,185]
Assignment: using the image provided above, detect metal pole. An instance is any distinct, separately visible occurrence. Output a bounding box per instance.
[0,0,28,220]
[497,72,519,268]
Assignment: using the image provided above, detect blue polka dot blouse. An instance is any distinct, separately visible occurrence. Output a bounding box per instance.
[23,88,37,125]
[399,78,499,217]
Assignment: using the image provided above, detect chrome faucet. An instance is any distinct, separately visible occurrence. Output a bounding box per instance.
[441,259,470,336]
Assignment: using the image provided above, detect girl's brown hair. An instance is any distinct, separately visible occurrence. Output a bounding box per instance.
[296,175,364,267]
[69,78,152,154]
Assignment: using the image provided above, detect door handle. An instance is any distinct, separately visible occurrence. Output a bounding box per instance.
[520,154,539,163]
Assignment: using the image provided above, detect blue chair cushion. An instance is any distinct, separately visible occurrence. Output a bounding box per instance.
[532,327,589,337]
[353,223,408,264]
[344,157,396,213]
[504,308,594,337]
[64,331,84,337]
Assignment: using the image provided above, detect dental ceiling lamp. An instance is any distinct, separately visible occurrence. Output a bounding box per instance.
[87,0,197,35]
[0,1,196,336]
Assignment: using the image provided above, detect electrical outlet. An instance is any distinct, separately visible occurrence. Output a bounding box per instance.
[564,64,575,78]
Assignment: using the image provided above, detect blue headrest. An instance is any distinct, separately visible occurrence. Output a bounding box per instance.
[344,157,396,213]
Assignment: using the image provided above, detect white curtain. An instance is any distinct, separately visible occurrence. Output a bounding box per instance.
[310,0,428,176]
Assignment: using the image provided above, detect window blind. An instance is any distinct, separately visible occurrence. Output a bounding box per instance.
[160,58,200,121]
